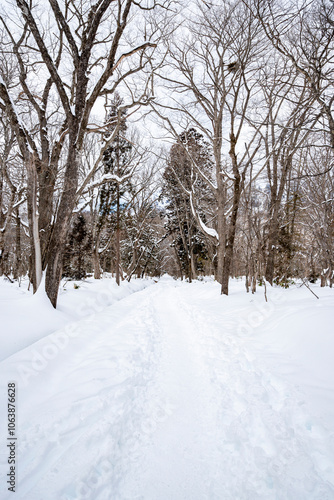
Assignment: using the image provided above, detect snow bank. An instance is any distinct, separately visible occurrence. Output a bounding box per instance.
[0,276,153,361]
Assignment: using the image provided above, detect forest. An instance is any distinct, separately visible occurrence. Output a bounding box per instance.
[0,0,333,307]
[1,2,334,497]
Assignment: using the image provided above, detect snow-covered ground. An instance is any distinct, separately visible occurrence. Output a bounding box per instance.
[0,275,333,499]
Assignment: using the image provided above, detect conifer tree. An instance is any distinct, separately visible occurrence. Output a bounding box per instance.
[99,93,133,285]
[162,129,213,280]
[63,214,91,281]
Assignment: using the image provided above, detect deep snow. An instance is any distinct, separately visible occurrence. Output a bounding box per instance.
[0,275,333,499]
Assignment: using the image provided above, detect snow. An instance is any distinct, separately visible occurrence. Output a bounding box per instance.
[83,170,134,194]
[189,195,219,241]
[0,276,153,362]
[0,276,334,499]
[198,219,219,240]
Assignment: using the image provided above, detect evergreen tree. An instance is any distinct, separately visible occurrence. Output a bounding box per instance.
[97,93,133,284]
[161,128,213,280]
[63,213,91,280]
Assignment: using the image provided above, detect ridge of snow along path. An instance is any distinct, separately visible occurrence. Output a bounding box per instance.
[0,277,334,499]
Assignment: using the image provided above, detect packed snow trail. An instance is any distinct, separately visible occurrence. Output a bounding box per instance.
[0,277,334,499]
[118,282,225,499]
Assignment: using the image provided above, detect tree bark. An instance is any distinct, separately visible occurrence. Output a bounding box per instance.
[13,207,22,280]
[221,135,242,296]
[216,177,226,285]
[116,177,121,286]
[93,244,101,280]
[45,138,79,307]
[26,160,42,291]
[265,216,279,285]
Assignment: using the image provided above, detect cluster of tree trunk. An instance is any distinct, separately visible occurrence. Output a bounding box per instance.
[0,0,333,306]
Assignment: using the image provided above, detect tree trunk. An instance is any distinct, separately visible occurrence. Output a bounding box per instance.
[13,207,22,280]
[173,244,183,279]
[116,182,121,286]
[190,250,197,281]
[26,161,42,292]
[251,265,257,294]
[188,258,192,283]
[45,140,79,307]
[221,138,242,296]
[216,178,226,285]
[221,244,233,295]
[38,164,56,268]
[245,259,250,293]
[265,213,279,285]
[265,243,275,285]
[93,235,101,279]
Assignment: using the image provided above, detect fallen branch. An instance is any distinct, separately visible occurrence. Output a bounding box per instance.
[4,273,14,283]
[300,278,319,299]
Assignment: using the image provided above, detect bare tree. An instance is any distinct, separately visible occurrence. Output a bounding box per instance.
[0,0,165,306]
[0,38,26,280]
[256,59,315,284]
[123,162,163,281]
[0,116,24,277]
[252,0,334,153]
[151,0,264,294]
[0,13,68,291]
[301,144,334,286]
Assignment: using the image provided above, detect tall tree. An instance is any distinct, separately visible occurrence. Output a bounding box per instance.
[301,144,334,286]
[258,60,314,284]
[162,128,212,281]
[0,0,161,306]
[152,0,264,293]
[252,0,334,153]
[100,94,133,285]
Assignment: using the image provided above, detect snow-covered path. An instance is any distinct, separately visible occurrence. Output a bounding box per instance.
[0,277,334,499]
[119,285,225,499]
